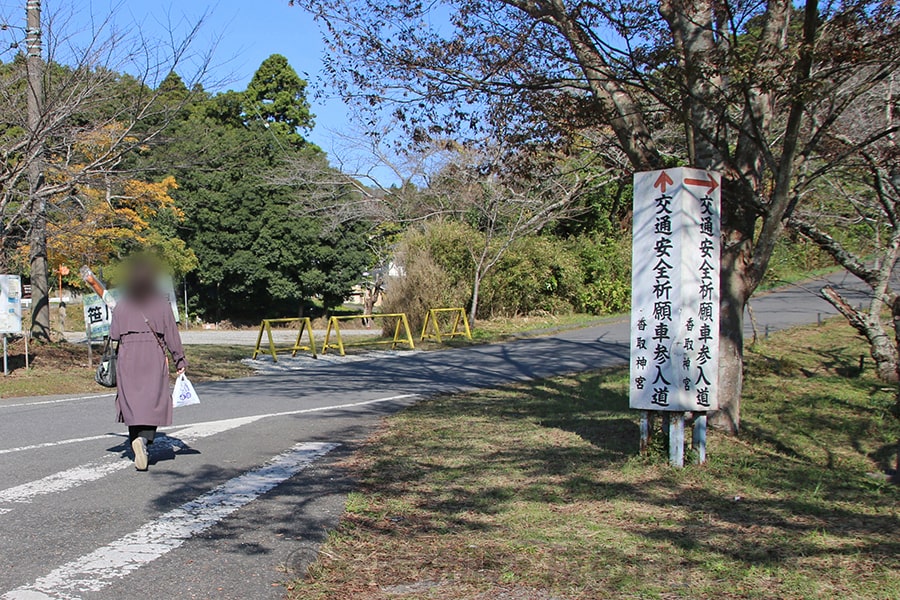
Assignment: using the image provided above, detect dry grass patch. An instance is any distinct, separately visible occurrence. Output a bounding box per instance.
[289,319,899,600]
[0,340,253,398]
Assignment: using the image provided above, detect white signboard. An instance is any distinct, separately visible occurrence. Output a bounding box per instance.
[0,275,22,334]
[84,279,179,341]
[83,289,120,341]
[159,276,180,323]
[629,168,721,412]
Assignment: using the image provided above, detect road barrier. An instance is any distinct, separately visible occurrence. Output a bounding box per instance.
[420,307,472,343]
[252,318,317,361]
[321,313,415,356]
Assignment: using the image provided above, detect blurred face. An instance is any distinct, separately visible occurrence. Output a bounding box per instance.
[125,259,160,301]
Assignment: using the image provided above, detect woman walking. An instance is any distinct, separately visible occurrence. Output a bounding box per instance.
[110,259,187,471]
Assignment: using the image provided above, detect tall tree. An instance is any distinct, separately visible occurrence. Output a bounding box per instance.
[244,53,314,144]
[148,56,369,321]
[293,0,900,433]
[280,130,612,324]
[787,74,900,382]
[0,2,210,340]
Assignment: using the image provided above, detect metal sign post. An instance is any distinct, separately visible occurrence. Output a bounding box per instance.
[629,168,721,466]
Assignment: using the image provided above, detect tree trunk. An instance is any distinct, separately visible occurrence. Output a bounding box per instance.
[873,338,900,383]
[26,0,49,341]
[822,286,899,383]
[709,240,751,434]
[891,297,900,480]
[469,273,481,326]
[362,285,380,328]
[29,210,50,340]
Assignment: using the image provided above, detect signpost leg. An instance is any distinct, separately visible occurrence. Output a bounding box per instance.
[86,323,93,368]
[639,411,650,454]
[692,413,707,464]
[183,279,190,329]
[3,335,7,375]
[669,412,685,468]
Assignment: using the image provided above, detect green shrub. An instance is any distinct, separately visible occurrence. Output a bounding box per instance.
[387,222,635,323]
[571,233,631,315]
[404,220,479,289]
[381,234,469,334]
[480,236,584,317]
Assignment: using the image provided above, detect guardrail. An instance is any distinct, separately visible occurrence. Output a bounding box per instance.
[420,307,472,343]
[251,317,317,361]
[321,313,415,356]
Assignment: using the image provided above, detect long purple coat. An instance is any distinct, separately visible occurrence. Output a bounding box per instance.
[109,294,187,427]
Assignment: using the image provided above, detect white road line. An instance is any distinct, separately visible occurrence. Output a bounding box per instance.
[0,394,417,512]
[2,442,337,600]
[0,393,115,410]
[0,434,120,456]
[0,437,190,511]
[0,394,417,456]
[0,460,131,508]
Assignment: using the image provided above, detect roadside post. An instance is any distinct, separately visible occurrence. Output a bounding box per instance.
[1,274,23,375]
[630,168,721,467]
[86,322,92,368]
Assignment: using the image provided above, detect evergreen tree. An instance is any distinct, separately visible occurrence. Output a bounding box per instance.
[147,56,369,321]
[244,54,314,145]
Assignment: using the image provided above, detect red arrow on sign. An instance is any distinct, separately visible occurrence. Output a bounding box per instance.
[684,174,719,193]
[653,171,674,193]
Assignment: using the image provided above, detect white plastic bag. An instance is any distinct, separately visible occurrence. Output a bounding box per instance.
[172,373,200,408]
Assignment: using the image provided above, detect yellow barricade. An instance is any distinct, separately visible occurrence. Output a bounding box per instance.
[421,307,472,343]
[321,313,415,356]
[252,318,317,361]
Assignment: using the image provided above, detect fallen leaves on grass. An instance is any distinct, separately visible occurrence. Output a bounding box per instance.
[288,319,900,600]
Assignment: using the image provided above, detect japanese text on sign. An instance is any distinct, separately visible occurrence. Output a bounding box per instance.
[83,289,120,341]
[629,168,721,412]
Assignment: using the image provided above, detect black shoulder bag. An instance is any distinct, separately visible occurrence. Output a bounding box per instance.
[95,337,118,388]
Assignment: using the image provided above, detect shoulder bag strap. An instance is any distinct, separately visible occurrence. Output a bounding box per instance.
[141,311,169,366]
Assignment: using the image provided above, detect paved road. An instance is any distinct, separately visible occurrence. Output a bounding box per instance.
[0,272,875,599]
[63,327,375,346]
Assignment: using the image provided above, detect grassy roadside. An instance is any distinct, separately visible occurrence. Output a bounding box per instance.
[467,313,614,341]
[288,319,900,600]
[758,264,842,292]
[0,341,253,398]
[327,313,614,355]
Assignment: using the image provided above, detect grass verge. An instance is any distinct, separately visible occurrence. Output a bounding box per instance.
[0,340,254,398]
[289,319,900,600]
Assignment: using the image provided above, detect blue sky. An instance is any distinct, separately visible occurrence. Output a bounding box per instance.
[123,0,352,155]
[0,0,362,164]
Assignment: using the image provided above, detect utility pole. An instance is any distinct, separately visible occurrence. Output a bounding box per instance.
[26,0,49,341]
